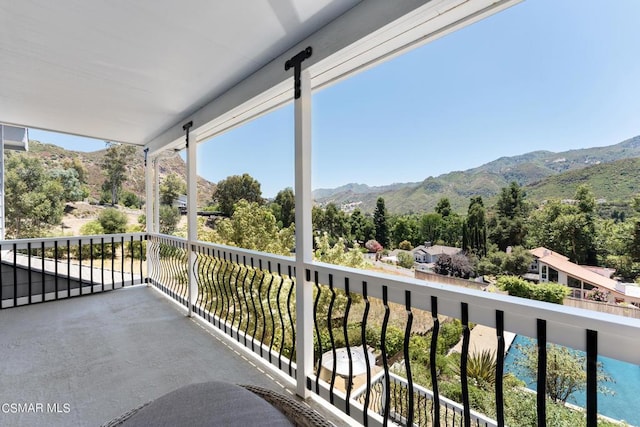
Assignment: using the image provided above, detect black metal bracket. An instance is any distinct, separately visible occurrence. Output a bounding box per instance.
[143,148,149,167]
[183,121,193,148]
[285,47,312,99]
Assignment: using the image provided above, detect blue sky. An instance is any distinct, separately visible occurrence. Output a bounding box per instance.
[29,0,640,198]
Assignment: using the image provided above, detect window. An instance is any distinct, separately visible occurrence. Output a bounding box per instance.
[549,268,559,283]
[568,276,581,289]
[541,265,548,280]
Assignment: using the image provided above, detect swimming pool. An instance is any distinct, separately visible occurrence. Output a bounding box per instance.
[504,335,640,426]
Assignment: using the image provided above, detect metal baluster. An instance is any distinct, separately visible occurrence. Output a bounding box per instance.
[257,259,267,356]
[286,265,295,376]
[249,258,259,352]
[586,329,598,427]
[537,319,547,427]
[327,274,337,404]
[404,290,414,426]
[90,238,94,292]
[276,264,286,369]
[461,302,471,427]
[312,270,322,394]
[381,286,391,426]
[27,242,32,304]
[343,278,353,415]
[266,261,276,363]
[495,310,505,427]
[40,242,45,301]
[361,281,371,427]
[101,238,105,291]
[431,296,441,427]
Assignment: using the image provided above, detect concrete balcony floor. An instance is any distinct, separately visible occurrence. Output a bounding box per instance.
[0,286,337,426]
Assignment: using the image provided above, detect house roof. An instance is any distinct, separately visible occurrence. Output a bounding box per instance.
[412,244,461,256]
[532,248,619,292]
[0,1,521,153]
[530,247,569,261]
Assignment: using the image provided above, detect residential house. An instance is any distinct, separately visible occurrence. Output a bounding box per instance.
[412,242,461,264]
[529,247,640,305]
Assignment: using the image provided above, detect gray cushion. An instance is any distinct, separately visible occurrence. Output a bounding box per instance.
[115,381,294,427]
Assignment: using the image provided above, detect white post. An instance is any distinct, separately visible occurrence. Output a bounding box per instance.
[145,150,154,234]
[144,150,154,283]
[153,158,160,233]
[294,68,313,399]
[185,125,198,317]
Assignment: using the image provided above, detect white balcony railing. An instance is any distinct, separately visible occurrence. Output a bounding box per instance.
[3,232,640,426]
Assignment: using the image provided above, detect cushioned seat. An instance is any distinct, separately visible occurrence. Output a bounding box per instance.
[104,381,294,427]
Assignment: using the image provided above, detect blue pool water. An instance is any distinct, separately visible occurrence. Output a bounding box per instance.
[504,335,640,426]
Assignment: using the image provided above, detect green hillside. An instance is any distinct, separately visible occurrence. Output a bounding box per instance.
[13,140,216,206]
[314,135,640,214]
[526,157,640,203]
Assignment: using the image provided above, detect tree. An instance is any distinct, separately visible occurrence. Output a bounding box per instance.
[272,188,295,228]
[450,253,474,278]
[63,157,88,184]
[314,233,365,269]
[160,173,186,206]
[102,142,137,205]
[488,182,528,251]
[501,246,533,276]
[391,216,417,248]
[515,340,613,403]
[98,208,128,234]
[463,196,487,256]
[213,200,294,255]
[433,254,453,276]
[159,205,181,235]
[527,188,598,265]
[374,197,389,247]
[418,213,442,245]
[435,198,452,217]
[212,173,263,216]
[349,209,374,244]
[313,203,349,246]
[5,155,65,238]
[440,213,464,247]
[365,239,383,253]
[50,168,85,202]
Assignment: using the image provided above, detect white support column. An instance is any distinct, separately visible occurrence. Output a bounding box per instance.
[144,149,154,283]
[153,158,160,233]
[185,125,198,317]
[294,68,313,399]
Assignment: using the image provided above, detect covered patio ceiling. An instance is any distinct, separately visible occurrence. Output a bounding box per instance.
[0,0,520,154]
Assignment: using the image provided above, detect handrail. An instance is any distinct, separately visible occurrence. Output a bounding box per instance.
[307,260,640,365]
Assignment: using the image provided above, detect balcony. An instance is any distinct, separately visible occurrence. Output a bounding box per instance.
[1,233,639,426]
[3,1,639,426]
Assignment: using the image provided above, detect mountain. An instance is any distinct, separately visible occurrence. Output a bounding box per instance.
[313,135,640,214]
[526,157,640,202]
[21,140,216,206]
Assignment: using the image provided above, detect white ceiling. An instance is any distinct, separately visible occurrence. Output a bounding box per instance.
[0,0,520,151]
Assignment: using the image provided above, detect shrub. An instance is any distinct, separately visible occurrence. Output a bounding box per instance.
[159,205,180,235]
[497,276,569,304]
[80,220,104,236]
[398,240,413,250]
[121,191,141,208]
[98,208,128,234]
[365,239,383,253]
[397,251,415,269]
